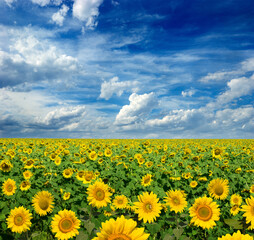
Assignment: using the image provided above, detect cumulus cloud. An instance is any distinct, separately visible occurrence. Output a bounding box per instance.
[241,58,254,72]
[31,0,50,7]
[99,76,139,100]
[36,105,86,129]
[114,92,158,125]
[217,75,254,104]
[181,89,195,97]
[51,4,69,26]
[72,0,104,29]
[200,70,241,83]
[0,33,80,87]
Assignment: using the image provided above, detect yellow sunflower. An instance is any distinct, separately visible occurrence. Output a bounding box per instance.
[0,160,13,172]
[6,206,32,234]
[82,170,96,184]
[92,215,149,240]
[218,230,253,240]
[87,180,112,208]
[23,170,33,179]
[63,192,71,200]
[230,194,242,206]
[241,196,254,230]
[141,174,153,187]
[190,181,198,188]
[212,148,223,159]
[32,191,54,216]
[164,189,187,213]
[208,178,229,200]
[2,178,16,196]
[89,151,98,161]
[230,205,240,216]
[63,168,73,178]
[113,195,128,209]
[134,192,162,223]
[20,180,31,191]
[51,209,81,240]
[76,170,85,181]
[189,195,220,229]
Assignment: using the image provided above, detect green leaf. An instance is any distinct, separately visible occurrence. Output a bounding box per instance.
[173,228,184,239]
[84,220,95,235]
[224,219,243,229]
[31,231,48,240]
[146,223,161,235]
[163,234,174,240]
[76,231,89,240]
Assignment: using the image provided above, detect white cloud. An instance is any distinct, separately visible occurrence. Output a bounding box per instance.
[217,75,254,104]
[181,89,195,97]
[200,70,241,83]
[31,0,50,7]
[99,76,139,100]
[36,105,86,128]
[72,0,104,29]
[52,4,69,26]
[3,0,15,7]
[241,58,254,72]
[114,92,158,125]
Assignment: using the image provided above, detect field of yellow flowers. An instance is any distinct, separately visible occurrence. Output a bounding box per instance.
[0,138,253,240]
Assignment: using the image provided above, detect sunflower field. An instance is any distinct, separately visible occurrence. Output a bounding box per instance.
[0,138,253,240]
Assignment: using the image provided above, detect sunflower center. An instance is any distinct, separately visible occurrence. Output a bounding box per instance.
[118,200,123,204]
[233,198,239,204]
[95,189,105,200]
[108,233,131,240]
[145,203,153,212]
[59,218,74,233]
[7,184,13,192]
[144,177,150,184]
[14,215,24,226]
[39,199,49,210]
[197,205,212,221]
[214,149,221,155]
[172,197,180,205]
[214,185,224,195]
[85,174,93,181]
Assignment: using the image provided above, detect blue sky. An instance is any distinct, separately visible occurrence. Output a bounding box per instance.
[0,0,254,138]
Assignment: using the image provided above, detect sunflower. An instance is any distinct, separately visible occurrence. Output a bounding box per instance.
[6,206,32,234]
[2,178,16,196]
[190,181,198,188]
[104,148,112,157]
[230,194,242,206]
[23,170,33,179]
[218,230,253,240]
[20,180,31,191]
[92,215,149,240]
[32,191,54,216]
[51,209,81,240]
[24,159,35,169]
[89,151,98,161]
[241,196,254,230]
[54,156,61,166]
[63,192,71,200]
[189,195,220,229]
[134,192,162,223]
[208,178,229,200]
[141,174,153,187]
[0,160,13,172]
[76,170,85,181]
[164,189,187,213]
[212,148,223,159]
[63,168,73,178]
[230,205,240,216]
[87,180,112,208]
[83,171,96,184]
[113,195,128,209]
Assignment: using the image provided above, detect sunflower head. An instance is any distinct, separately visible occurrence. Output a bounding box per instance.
[20,180,31,191]
[113,195,128,209]
[23,170,33,179]
[208,178,229,200]
[2,178,16,196]
[190,181,198,188]
[141,174,152,187]
[32,191,54,216]
[189,195,220,229]
[63,168,73,178]
[51,209,81,240]
[134,192,162,223]
[7,206,32,234]
[241,196,254,230]
[0,160,13,172]
[87,180,112,208]
[92,215,149,240]
[164,189,187,213]
[230,194,242,206]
